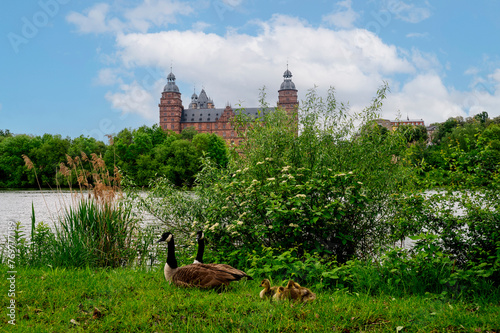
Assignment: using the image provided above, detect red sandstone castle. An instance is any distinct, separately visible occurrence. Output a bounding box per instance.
[159,68,299,143]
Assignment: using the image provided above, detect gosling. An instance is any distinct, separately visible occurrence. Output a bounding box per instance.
[259,279,279,299]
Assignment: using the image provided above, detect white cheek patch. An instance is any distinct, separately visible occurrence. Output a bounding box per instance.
[167,234,173,242]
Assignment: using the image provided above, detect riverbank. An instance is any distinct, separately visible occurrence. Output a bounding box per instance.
[2,265,499,332]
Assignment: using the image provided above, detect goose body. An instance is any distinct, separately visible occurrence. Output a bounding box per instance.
[157,232,250,288]
[193,231,252,280]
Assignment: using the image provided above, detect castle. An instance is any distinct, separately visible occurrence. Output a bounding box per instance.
[159,68,299,143]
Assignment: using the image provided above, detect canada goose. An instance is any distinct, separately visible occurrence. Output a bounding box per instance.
[193,231,252,280]
[157,232,250,288]
[259,279,278,299]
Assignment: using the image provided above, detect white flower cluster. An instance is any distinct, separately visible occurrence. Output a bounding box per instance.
[289,223,299,228]
[209,222,220,231]
[295,194,306,198]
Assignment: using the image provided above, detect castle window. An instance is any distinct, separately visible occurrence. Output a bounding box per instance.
[199,124,202,129]
[172,118,175,122]
[191,118,194,121]
[199,118,202,121]
[171,124,175,129]
[223,132,226,137]
[231,132,234,137]
[215,124,218,129]
[223,124,226,129]
[171,112,175,116]
[208,114,210,116]
[207,118,210,121]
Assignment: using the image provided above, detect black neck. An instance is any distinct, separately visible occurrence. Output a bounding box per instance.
[166,236,178,269]
[195,237,205,263]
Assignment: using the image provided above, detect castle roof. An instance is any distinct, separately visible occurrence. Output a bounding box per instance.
[279,68,297,91]
[163,71,179,93]
[181,107,273,123]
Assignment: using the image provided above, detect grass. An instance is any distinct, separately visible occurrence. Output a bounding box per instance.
[2,265,499,332]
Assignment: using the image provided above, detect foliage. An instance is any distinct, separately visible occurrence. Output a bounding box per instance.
[194,84,415,265]
[104,125,229,187]
[422,115,500,188]
[0,124,229,189]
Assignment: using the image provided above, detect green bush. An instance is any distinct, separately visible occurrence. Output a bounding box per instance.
[195,84,414,264]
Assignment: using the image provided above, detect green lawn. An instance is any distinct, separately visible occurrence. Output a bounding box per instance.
[2,266,499,332]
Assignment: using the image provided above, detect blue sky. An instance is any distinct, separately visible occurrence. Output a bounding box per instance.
[1,0,500,141]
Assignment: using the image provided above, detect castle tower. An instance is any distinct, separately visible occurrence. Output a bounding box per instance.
[277,67,298,114]
[159,71,183,133]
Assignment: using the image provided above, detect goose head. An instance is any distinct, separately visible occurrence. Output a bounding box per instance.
[260,279,271,288]
[157,232,173,243]
[196,231,204,241]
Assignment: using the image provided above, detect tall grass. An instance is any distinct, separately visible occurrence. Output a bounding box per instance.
[0,152,157,268]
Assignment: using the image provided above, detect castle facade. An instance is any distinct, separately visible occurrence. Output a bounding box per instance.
[159,68,299,143]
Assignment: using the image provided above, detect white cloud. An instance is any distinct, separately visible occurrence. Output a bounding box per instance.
[72,9,500,125]
[123,0,193,32]
[94,68,124,86]
[223,0,243,6]
[192,21,211,32]
[322,0,360,29]
[409,48,441,72]
[383,74,467,124]
[66,4,125,34]
[406,32,428,39]
[106,14,414,119]
[105,80,164,120]
[66,0,193,34]
[382,0,432,23]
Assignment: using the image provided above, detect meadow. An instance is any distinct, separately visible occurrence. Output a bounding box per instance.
[2,266,499,332]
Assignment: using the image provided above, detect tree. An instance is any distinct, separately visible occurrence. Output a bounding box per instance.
[166,139,201,187]
[181,126,198,141]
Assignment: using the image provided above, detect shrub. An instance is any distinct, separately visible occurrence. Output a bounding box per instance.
[195,84,415,264]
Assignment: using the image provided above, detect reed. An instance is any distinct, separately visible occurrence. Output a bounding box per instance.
[15,152,142,268]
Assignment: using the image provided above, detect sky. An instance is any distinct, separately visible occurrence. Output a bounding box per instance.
[1,0,500,141]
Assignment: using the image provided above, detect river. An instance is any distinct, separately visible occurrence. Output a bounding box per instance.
[0,189,162,239]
